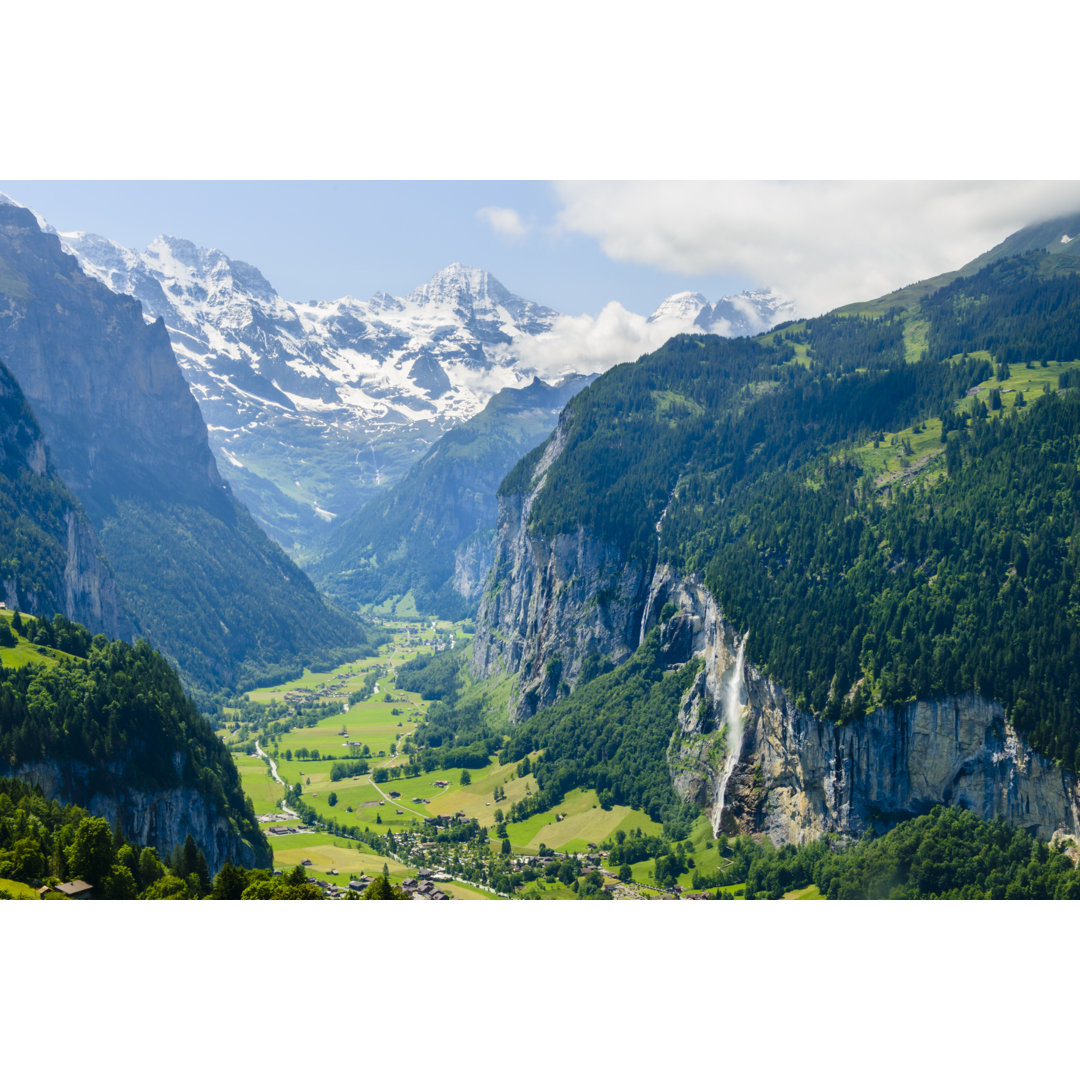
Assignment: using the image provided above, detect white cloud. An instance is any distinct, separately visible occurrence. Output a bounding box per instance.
[554,181,1080,316]
[477,205,530,240]
[506,301,703,380]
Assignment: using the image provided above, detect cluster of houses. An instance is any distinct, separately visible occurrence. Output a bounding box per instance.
[286,865,454,900]
[282,669,361,708]
[399,868,453,900]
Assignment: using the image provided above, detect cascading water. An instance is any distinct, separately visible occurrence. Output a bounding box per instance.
[711,633,747,836]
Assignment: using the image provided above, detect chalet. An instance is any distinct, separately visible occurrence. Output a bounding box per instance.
[433,780,448,788]
[301,859,313,866]
[54,879,94,899]
[388,790,402,798]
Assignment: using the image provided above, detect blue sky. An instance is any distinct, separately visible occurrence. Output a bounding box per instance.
[5,180,1079,327]
[0,180,750,315]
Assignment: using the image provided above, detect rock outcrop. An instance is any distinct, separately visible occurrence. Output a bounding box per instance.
[0,358,130,637]
[650,564,1080,845]
[0,202,366,690]
[475,474,1080,842]
[2,758,263,873]
[473,420,657,718]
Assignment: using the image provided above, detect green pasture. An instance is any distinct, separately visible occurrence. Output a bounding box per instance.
[0,876,43,899]
[503,788,662,854]
[850,355,1080,488]
[784,884,823,900]
[232,753,284,816]
[0,610,62,669]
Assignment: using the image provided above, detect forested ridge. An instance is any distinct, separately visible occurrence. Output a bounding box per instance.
[0,612,268,861]
[495,247,1080,774]
[710,806,1080,900]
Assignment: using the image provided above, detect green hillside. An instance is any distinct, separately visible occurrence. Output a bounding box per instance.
[490,232,1080,780]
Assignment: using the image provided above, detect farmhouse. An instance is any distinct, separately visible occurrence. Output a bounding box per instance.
[53,879,94,899]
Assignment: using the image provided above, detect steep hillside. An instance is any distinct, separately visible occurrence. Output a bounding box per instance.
[0,204,369,691]
[311,373,593,617]
[473,214,1080,841]
[0,360,130,637]
[0,610,270,872]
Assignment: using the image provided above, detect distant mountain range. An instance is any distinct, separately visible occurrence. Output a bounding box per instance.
[39,214,792,552]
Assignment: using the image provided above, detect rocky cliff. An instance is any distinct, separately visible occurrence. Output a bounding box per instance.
[0,358,130,636]
[2,758,264,872]
[312,374,594,618]
[475,471,1080,843]
[0,202,367,690]
[472,419,657,717]
[649,565,1080,845]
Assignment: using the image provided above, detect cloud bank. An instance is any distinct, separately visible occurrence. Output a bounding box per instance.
[554,181,1080,316]
[507,301,705,379]
[477,205,530,239]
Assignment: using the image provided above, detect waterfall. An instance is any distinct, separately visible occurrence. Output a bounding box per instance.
[711,633,747,836]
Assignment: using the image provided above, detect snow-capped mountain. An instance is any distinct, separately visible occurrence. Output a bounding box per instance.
[52,219,793,553]
[646,288,795,336]
[58,231,564,548]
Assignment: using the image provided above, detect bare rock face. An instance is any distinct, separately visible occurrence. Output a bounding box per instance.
[477,494,1080,841]
[3,759,262,873]
[658,565,1080,845]
[0,357,130,637]
[473,423,655,719]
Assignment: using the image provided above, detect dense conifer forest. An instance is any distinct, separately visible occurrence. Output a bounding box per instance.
[0,613,268,861]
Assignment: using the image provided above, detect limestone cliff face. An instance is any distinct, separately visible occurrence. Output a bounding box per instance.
[0,357,130,636]
[652,564,1080,845]
[2,758,262,873]
[473,423,656,718]
[452,532,495,604]
[0,205,222,518]
[476,495,1080,841]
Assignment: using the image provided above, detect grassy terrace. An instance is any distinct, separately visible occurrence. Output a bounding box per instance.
[847,355,1080,489]
[0,609,63,669]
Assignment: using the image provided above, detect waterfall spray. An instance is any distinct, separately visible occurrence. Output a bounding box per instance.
[711,633,747,836]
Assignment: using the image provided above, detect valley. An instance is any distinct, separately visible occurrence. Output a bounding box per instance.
[224,622,778,899]
[4,188,1080,902]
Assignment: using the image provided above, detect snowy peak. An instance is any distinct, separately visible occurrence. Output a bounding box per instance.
[408,262,558,332]
[647,287,794,338]
[648,291,710,323]
[408,262,505,309]
[698,289,796,337]
[144,235,279,302]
